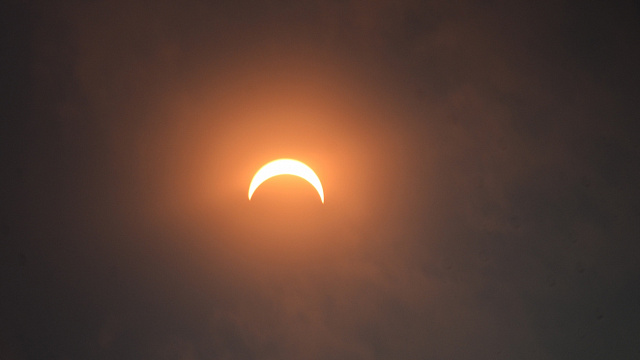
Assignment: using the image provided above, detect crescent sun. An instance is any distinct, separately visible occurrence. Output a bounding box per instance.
[248,159,325,203]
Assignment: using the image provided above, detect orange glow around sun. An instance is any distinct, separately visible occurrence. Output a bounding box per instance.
[127,46,416,257]
[248,159,325,203]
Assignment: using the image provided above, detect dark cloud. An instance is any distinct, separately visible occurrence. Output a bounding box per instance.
[2,0,640,359]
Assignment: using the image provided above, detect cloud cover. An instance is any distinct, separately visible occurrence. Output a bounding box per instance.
[2,0,640,359]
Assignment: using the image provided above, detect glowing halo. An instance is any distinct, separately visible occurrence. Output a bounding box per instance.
[248,159,324,203]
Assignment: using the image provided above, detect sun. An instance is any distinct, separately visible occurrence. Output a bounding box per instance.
[248,159,324,203]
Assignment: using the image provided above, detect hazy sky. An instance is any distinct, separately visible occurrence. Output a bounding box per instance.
[2,1,640,359]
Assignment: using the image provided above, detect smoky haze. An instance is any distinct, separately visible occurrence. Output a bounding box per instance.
[2,0,639,359]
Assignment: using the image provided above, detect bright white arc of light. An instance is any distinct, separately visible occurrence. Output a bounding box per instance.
[248,159,325,203]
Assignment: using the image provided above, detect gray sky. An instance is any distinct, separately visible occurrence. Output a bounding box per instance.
[2,1,639,359]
